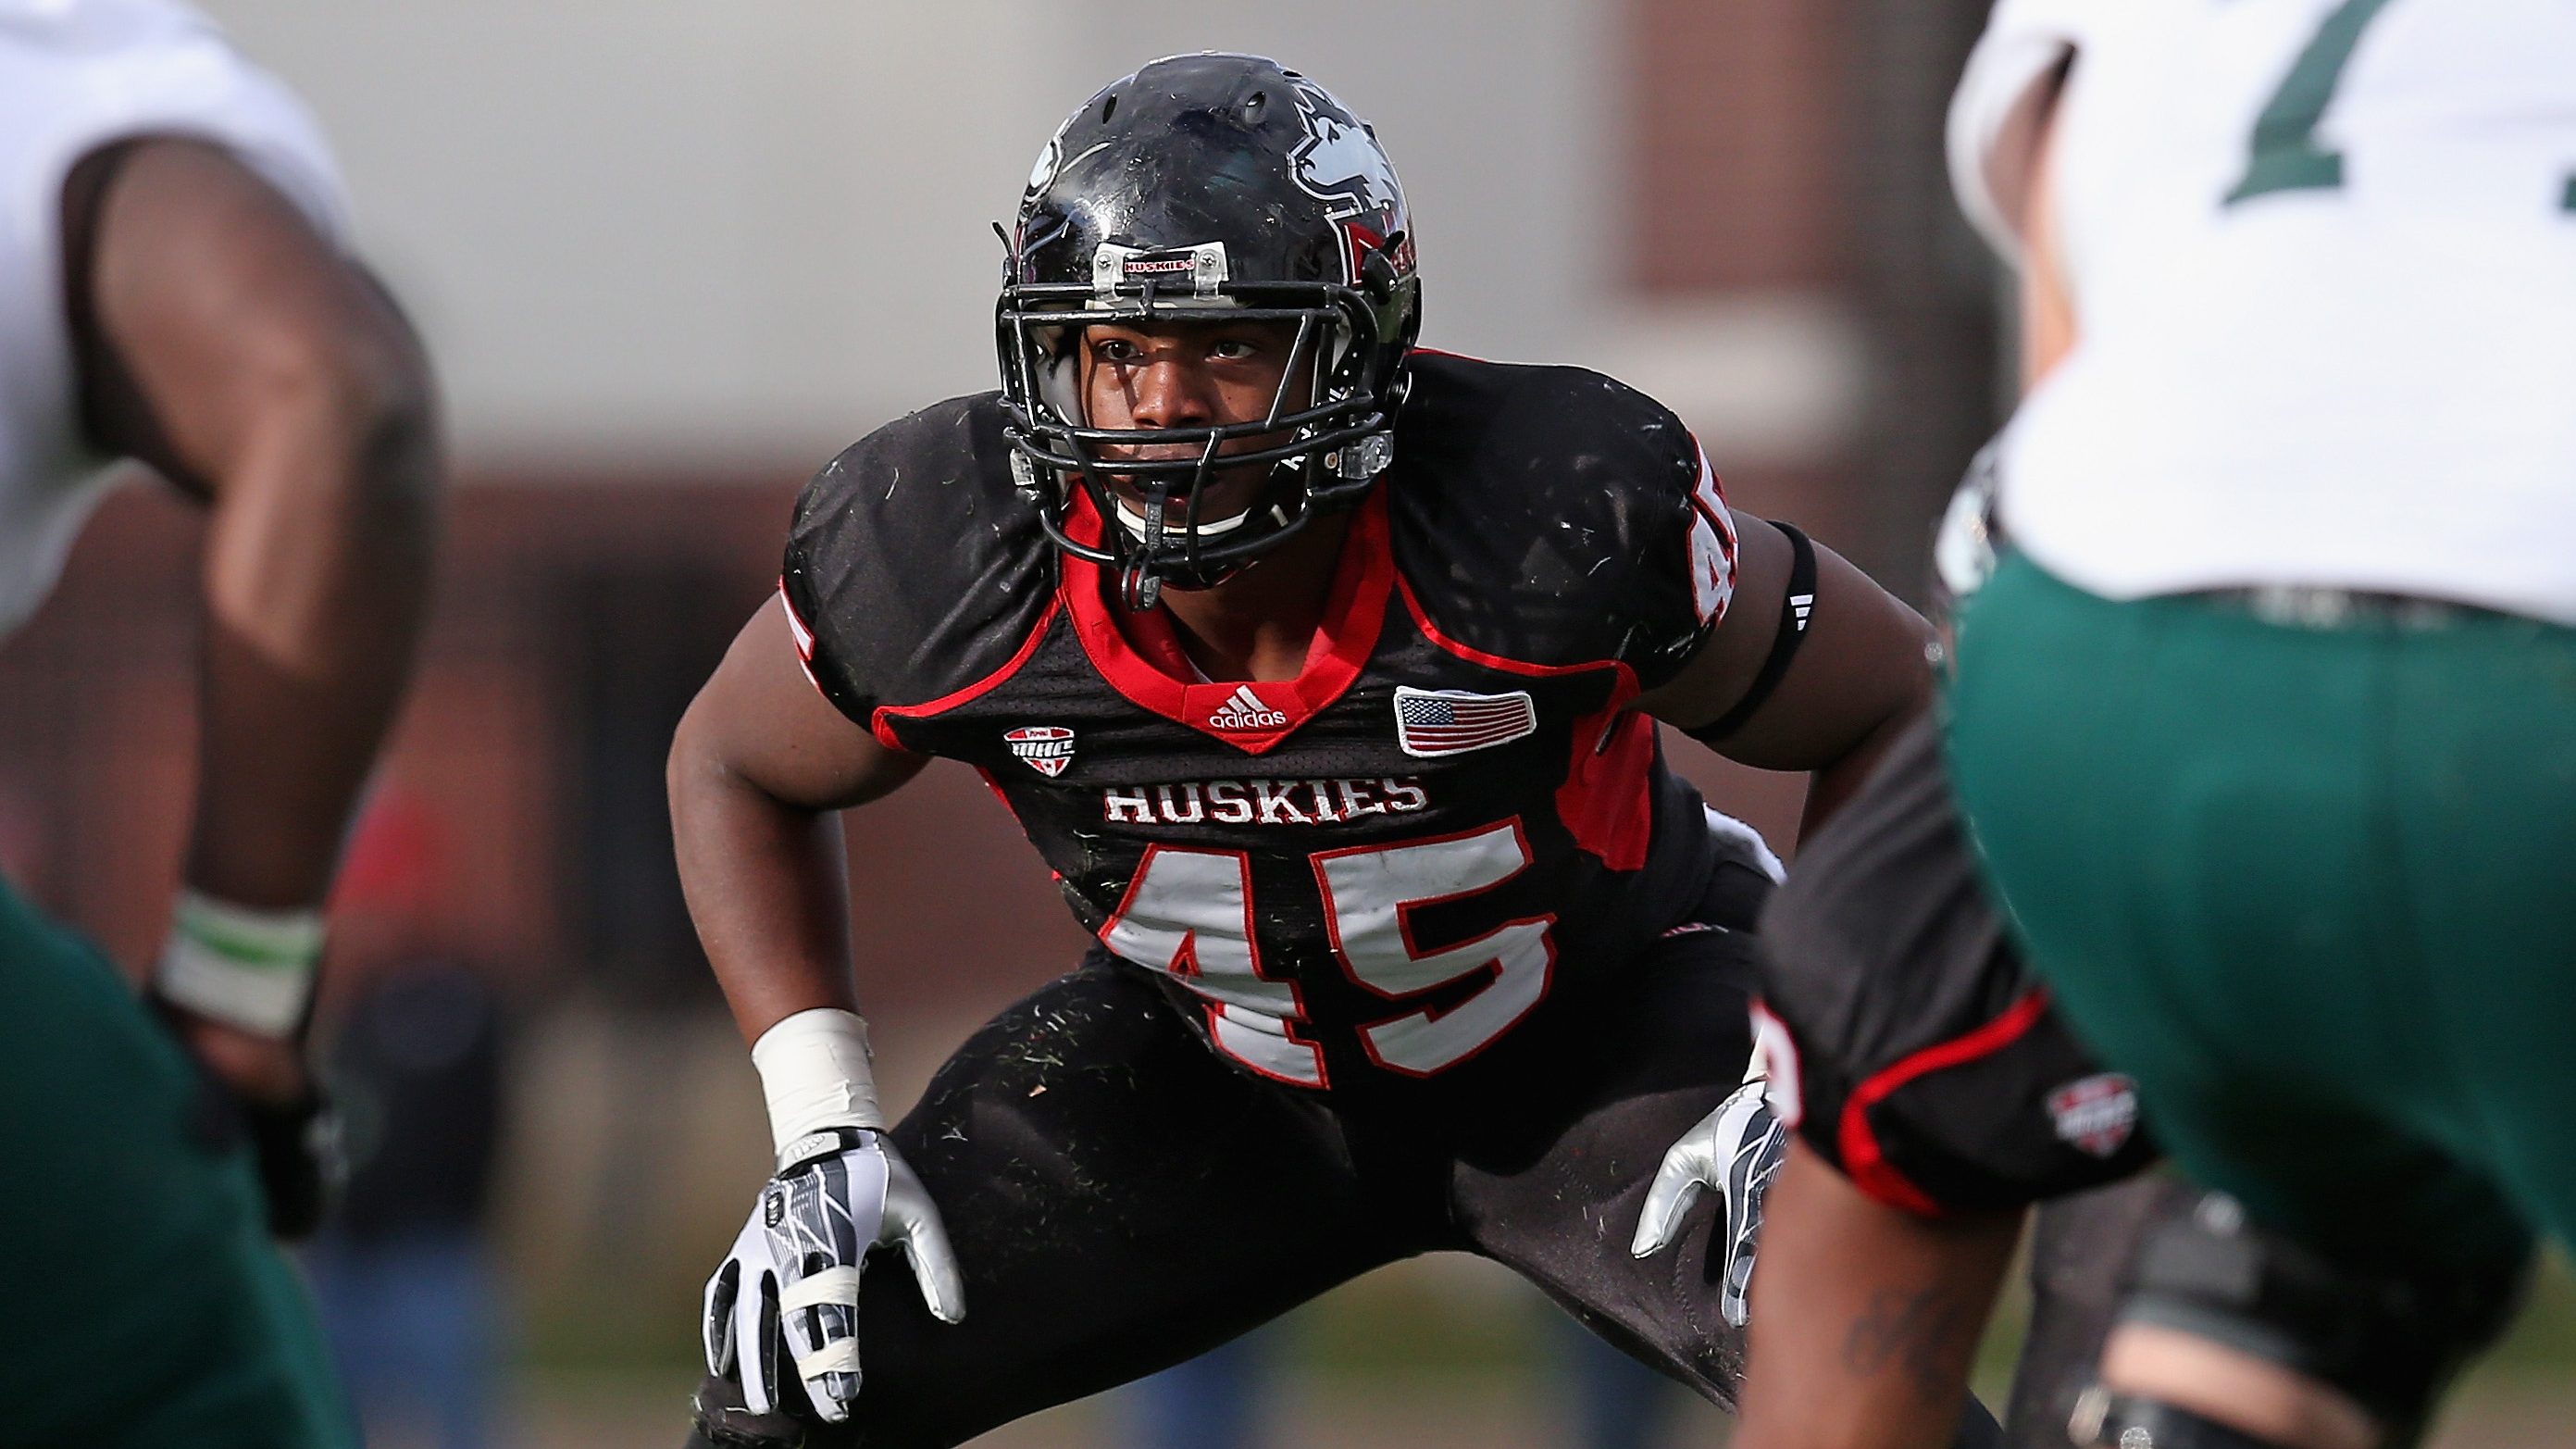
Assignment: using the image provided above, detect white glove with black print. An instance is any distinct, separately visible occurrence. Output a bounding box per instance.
[1628,1077,1789,1329]
[703,1126,965,1422]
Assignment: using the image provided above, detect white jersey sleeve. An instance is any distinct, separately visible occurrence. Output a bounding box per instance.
[0,0,349,641]
[1945,0,2095,262]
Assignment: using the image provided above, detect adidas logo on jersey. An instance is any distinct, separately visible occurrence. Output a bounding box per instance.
[1003,725,1076,778]
[1203,684,1288,731]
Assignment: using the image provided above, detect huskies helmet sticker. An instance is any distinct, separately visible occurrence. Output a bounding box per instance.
[1287,80,1400,221]
[1004,725,1076,778]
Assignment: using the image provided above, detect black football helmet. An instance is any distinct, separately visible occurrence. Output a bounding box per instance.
[996,53,1422,607]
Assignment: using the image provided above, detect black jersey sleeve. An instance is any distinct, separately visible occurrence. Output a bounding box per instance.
[779,393,1055,731]
[1390,354,1737,689]
[1754,718,2159,1216]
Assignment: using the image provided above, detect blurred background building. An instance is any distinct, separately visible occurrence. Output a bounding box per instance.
[2,2,2565,1446]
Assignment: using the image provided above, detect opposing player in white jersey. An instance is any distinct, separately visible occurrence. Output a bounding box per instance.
[1724,4,2572,1448]
[0,3,439,1444]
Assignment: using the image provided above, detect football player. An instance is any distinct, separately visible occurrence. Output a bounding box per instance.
[1685,3,2565,1447]
[0,2,439,1445]
[671,52,2002,1449]
[1629,459,2200,1449]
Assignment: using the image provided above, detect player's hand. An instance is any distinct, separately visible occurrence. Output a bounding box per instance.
[702,1128,964,1425]
[1629,1078,1788,1327]
[158,999,345,1239]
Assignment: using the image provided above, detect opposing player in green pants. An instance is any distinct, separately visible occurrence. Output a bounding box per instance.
[1938,1,2576,1446]
[0,3,439,1443]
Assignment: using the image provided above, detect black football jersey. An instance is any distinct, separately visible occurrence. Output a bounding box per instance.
[782,353,1744,1090]
[1754,717,2159,1215]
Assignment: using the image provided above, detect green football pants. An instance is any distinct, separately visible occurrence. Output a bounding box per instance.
[0,880,354,1448]
[1946,554,2573,1284]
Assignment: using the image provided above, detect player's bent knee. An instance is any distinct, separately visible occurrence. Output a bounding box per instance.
[2092,1192,2529,1449]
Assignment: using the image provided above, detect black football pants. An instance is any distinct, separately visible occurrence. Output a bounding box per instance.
[691,856,2003,1447]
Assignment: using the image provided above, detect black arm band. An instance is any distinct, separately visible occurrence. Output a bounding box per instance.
[1685,519,1817,744]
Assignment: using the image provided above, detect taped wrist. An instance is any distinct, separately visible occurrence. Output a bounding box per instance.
[153,889,326,1038]
[751,1008,885,1162]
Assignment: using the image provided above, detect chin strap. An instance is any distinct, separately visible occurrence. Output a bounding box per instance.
[1122,495,1169,609]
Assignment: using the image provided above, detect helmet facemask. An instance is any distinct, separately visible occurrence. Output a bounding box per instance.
[993,54,1420,611]
[997,259,1397,608]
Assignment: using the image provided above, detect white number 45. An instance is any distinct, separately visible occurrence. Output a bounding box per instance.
[1101,820,1556,1086]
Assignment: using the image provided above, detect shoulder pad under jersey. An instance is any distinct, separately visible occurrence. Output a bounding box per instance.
[1389,352,1735,690]
[780,393,1054,726]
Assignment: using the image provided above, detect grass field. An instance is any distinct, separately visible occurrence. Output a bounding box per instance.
[476,1249,2576,1449]
[460,1009,2576,1448]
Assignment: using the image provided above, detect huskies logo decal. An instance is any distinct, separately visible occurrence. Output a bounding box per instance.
[1288,81,1401,222]
[1004,726,1076,778]
[2047,1073,2140,1158]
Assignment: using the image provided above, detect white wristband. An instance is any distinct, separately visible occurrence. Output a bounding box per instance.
[751,1007,885,1159]
[152,889,327,1038]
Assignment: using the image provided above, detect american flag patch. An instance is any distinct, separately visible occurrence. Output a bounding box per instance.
[1393,687,1537,758]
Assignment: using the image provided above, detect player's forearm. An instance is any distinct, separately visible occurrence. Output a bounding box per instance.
[669,729,865,1047]
[184,363,439,910]
[1737,1146,2019,1449]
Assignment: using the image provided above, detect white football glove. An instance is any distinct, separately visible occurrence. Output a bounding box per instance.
[1628,1078,1788,1328]
[702,1127,965,1423]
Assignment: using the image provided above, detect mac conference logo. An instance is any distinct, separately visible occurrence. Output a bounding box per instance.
[1004,725,1076,778]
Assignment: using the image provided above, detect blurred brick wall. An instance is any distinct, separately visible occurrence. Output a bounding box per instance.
[1629,0,1856,293]
[0,5,1999,1017]
[0,478,1089,1013]
[0,477,1807,1018]
[1627,0,2001,595]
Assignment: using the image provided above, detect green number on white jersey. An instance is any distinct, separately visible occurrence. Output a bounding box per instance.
[2227,0,2400,205]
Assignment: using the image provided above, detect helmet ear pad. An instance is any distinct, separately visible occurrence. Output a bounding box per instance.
[1031,325,1083,429]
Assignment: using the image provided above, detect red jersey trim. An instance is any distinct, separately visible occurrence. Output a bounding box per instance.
[1057,488,1395,756]
[868,597,1064,753]
[775,582,837,707]
[1396,555,1652,870]
[1395,569,1640,695]
[1836,987,2054,1218]
[1555,708,1657,871]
